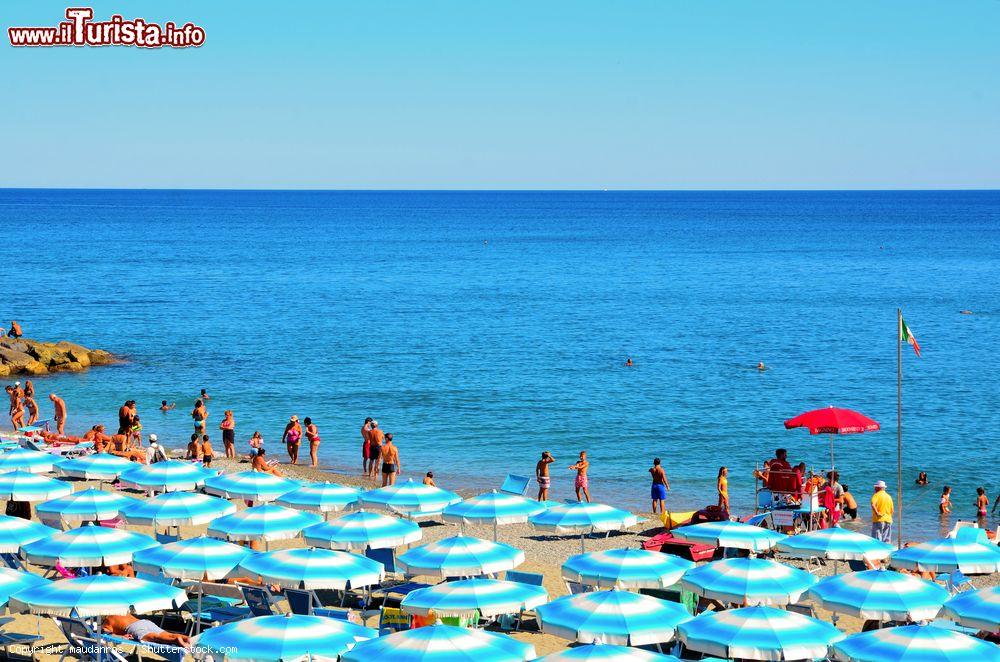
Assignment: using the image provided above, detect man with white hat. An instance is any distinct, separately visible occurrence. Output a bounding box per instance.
[870,480,894,543]
[145,434,166,464]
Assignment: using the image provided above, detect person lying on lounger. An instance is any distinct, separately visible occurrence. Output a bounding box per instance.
[102,614,190,648]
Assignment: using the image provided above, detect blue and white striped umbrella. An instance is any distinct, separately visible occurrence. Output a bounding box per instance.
[401,578,549,618]
[777,527,895,562]
[36,488,138,526]
[133,536,251,581]
[275,481,360,513]
[940,586,1000,633]
[0,470,72,502]
[55,453,134,481]
[681,557,817,606]
[443,491,547,527]
[0,568,47,608]
[537,589,691,646]
[192,613,377,662]
[808,570,950,622]
[121,491,236,527]
[397,536,525,577]
[677,605,845,660]
[830,624,999,662]
[8,574,186,617]
[341,624,536,662]
[563,548,694,590]
[21,523,158,567]
[672,521,786,552]
[207,504,322,542]
[203,471,299,503]
[302,510,421,550]
[529,502,640,535]
[889,538,1000,574]
[0,448,57,474]
[119,460,214,492]
[0,514,58,553]
[359,479,462,516]
[539,644,681,661]
[238,548,384,590]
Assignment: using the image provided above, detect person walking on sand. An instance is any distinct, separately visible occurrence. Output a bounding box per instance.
[304,417,321,467]
[191,399,208,435]
[870,480,894,543]
[361,418,374,474]
[219,410,236,459]
[380,433,400,486]
[649,458,669,514]
[5,386,15,416]
[569,451,591,502]
[536,451,555,501]
[718,467,730,513]
[9,398,24,431]
[368,422,385,479]
[282,415,302,465]
[49,393,67,435]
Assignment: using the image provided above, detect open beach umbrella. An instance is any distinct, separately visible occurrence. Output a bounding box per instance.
[275,481,360,515]
[681,557,817,607]
[341,624,536,662]
[0,567,47,608]
[35,488,138,526]
[8,574,186,617]
[784,406,880,471]
[207,504,322,546]
[777,527,894,563]
[359,479,462,516]
[0,448,57,474]
[672,520,786,553]
[203,470,299,503]
[21,523,158,567]
[192,613,378,662]
[121,491,236,527]
[562,548,694,590]
[529,502,641,553]
[889,537,1000,575]
[830,624,998,662]
[537,589,691,647]
[133,536,251,581]
[443,491,547,540]
[55,453,133,481]
[0,514,58,553]
[808,570,949,622]
[301,510,421,550]
[0,470,72,501]
[397,535,525,577]
[940,586,1000,633]
[401,578,548,618]
[677,605,845,661]
[119,460,214,492]
[238,547,384,590]
[539,644,681,661]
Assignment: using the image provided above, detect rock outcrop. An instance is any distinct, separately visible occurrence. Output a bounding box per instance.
[0,337,117,377]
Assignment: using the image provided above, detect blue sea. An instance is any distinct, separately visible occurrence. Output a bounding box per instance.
[4,189,999,540]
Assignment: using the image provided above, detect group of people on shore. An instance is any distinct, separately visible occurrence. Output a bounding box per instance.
[6,380,66,435]
[360,418,402,486]
[535,450,592,502]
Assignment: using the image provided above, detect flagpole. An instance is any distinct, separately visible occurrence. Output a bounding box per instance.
[897,308,903,549]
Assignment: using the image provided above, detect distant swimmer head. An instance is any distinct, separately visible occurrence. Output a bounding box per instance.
[625,357,633,367]
[757,362,766,370]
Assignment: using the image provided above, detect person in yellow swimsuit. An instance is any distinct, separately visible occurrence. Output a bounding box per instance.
[717,466,729,513]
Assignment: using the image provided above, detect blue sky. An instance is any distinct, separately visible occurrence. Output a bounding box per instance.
[2,1,999,189]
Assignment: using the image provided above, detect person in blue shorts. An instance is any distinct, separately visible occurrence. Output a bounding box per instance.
[649,458,670,514]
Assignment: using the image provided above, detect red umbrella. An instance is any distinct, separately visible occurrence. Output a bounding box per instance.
[784,406,880,470]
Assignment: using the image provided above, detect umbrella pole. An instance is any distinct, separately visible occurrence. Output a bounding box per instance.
[829,434,835,473]
[580,533,585,555]
[493,521,498,543]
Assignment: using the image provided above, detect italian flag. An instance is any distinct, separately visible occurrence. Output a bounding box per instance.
[900,316,921,357]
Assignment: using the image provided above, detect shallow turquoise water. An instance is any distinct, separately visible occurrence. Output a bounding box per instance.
[4,189,998,539]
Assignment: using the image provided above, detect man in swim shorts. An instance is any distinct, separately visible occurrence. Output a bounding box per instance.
[49,393,67,435]
[649,458,669,514]
[380,433,400,486]
[569,451,591,503]
[536,451,554,501]
[368,421,384,479]
[102,614,190,648]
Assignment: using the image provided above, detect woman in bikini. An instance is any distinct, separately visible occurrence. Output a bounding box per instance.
[220,410,236,459]
[717,466,730,514]
[191,399,208,434]
[304,417,321,467]
[976,487,989,525]
[282,415,302,465]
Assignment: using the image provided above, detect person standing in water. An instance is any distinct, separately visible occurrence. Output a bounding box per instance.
[569,451,591,503]
[940,486,952,515]
[49,393,67,435]
[649,458,669,514]
[220,410,236,459]
[23,395,38,426]
[282,415,302,465]
[380,433,400,486]
[536,451,554,501]
[976,487,989,525]
[717,467,730,513]
[191,399,208,435]
[304,417,320,467]
[360,417,374,475]
[367,421,385,479]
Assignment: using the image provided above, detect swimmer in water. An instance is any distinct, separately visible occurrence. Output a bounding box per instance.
[625,357,633,367]
[757,362,766,371]
[960,310,973,315]
[160,400,175,411]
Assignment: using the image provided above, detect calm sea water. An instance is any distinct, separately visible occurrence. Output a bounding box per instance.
[3,189,998,539]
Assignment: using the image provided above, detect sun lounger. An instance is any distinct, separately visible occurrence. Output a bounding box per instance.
[499,474,531,496]
[240,585,279,617]
[284,588,359,620]
[56,616,185,662]
[505,570,543,587]
[54,617,129,662]
[0,616,42,662]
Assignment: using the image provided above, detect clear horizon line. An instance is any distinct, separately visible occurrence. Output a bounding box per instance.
[1,186,999,193]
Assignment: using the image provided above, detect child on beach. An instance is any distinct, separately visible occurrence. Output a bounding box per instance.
[839,485,858,520]
[186,433,202,461]
[248,430,264,457]
[200,435,214,467]
[569,451,591,503]
[649,458,669,514]
[976,487,989,523]
[940,486,952,514]
[423,471,435,486]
